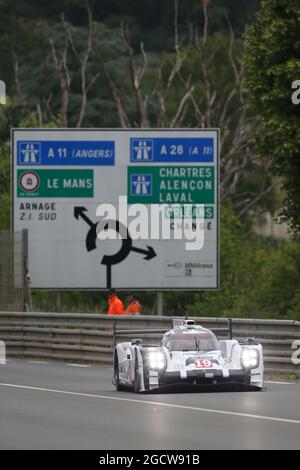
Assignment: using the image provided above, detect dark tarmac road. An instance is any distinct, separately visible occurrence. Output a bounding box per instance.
[0,359,299,449]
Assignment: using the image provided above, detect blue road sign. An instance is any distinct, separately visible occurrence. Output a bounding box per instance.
[130,137,214,163]
[17,140,115,166]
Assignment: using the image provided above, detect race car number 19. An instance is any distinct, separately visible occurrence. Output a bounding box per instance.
[194,359,212,368]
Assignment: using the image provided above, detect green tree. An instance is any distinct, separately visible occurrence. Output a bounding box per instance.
[251,242,300,319]
[244,0,300,235]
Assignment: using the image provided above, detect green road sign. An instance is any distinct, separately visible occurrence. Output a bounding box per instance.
[164,205,214,219]
[17,169,94,197]
[128,166,214,204]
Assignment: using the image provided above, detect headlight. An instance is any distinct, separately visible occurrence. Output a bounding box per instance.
[147,350,166,370]
[241,348,259,369]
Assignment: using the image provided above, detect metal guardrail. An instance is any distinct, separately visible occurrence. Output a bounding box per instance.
[0,312,299,375]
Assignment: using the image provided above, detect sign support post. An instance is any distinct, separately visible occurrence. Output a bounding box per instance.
[157,291,164,316]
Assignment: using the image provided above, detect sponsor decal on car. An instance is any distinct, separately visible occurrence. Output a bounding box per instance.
[194,359,212,368]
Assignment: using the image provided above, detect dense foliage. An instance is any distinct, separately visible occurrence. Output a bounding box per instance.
[244,0,300,235]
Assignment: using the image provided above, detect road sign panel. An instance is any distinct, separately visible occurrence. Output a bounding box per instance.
[128,166,214,204]
[17,169,94,197]
[17,140,115,166]
[130,137,214,162]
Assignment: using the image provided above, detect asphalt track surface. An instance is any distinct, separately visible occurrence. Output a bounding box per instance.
[0,359,300,450]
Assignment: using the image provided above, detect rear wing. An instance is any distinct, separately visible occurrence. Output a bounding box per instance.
[113,318,233,347]
[172,318,232,339]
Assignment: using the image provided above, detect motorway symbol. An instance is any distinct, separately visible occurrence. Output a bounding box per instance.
[74,207,156,288]
[131,174,152,195]
[0,80,5,104]
[18,142,41,164]
[131,139,154,161]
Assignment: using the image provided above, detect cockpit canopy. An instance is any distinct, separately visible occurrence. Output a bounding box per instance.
[162,329,220,352]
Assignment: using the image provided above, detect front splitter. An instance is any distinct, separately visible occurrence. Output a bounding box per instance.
[142,382,264,394]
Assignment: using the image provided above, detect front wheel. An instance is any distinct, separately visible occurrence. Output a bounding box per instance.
[114,355,126,391]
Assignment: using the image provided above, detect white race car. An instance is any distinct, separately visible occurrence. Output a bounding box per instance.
[113,319,264,392]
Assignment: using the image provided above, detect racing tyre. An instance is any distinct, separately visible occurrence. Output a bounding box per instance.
[114,355,126,391]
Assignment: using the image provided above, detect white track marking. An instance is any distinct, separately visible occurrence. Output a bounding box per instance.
[0,382,300,425]
[67,364,91,368]
[265,381,296,385]
[27,361,49,364]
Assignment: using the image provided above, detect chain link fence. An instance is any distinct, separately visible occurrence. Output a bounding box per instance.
[0,230,29,311]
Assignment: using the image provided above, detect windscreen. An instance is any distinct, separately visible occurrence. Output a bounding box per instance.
[163,331,220,352]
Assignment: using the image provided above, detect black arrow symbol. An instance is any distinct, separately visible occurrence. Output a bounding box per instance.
[74,207,94,227]
[131,245,156,260]
[74,206,98,252]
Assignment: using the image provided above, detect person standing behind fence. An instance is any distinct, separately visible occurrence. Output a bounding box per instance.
[107,289,125,315]
[125,292,142,315]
